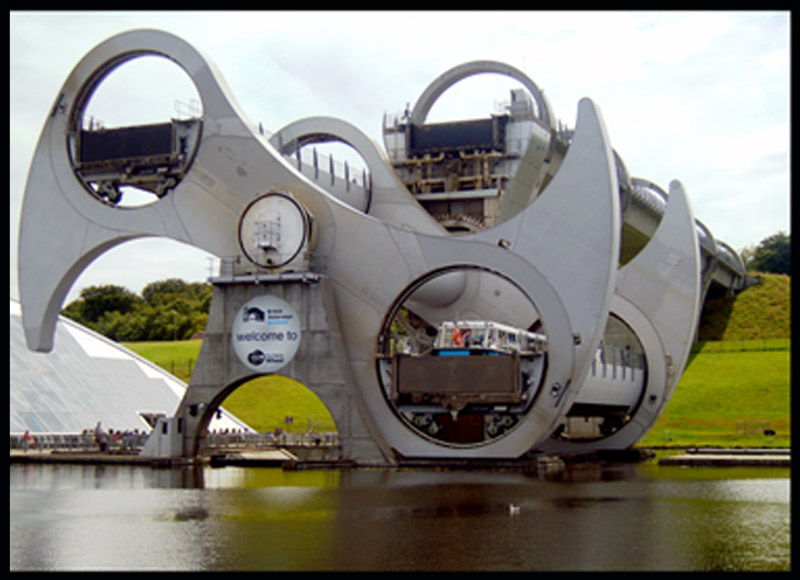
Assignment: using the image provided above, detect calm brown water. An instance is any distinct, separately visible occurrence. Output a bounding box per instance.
[9,461,790,571]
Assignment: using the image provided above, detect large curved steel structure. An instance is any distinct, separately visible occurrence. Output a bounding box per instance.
[17,30,743,463]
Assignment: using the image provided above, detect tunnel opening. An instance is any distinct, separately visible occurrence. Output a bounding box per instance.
[197,375,339,456]
[552,314,648,442]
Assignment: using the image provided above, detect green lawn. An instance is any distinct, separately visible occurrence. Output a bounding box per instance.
[641,273,792,448]
[638,343,790,448]
[128,340,201,381]
[218,375,337,434]
[126,340,335,433]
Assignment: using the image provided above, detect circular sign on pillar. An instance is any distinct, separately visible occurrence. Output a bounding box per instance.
[232,295,301,373]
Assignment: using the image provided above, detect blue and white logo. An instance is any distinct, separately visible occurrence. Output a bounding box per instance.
[232,295,301,372]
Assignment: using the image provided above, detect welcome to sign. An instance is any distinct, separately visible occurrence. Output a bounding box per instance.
[231,295,301,373]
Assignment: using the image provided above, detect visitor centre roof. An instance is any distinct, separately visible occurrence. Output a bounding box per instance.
[10,299,250,435]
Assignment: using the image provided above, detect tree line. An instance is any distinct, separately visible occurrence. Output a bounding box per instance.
[741,231,790,276]
[61,278,212,342]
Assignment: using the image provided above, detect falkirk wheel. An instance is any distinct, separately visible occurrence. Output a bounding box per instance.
[19,29,705,465]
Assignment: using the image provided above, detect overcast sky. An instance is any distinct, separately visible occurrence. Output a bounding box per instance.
[10,11,790,304]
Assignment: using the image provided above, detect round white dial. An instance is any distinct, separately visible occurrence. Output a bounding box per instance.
[238,192,309,268]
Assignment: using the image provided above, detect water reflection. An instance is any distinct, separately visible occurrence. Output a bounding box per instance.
[10,462,789,571]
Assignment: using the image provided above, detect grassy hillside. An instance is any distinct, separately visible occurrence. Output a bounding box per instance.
[125,273,790,445]
[639,273,791,448]
[698,273,790,341]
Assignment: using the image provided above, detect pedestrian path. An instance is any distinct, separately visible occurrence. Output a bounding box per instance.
[658,448,790,467]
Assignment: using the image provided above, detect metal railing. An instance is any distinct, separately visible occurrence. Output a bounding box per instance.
[10,432,148,453]
[289,147,370,191]
[201,430,340,450]
[10,430,341,454]
[630,178,745,278]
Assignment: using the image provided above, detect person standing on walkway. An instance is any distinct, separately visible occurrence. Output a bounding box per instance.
[94,421,108,452]
[22,430,34,452]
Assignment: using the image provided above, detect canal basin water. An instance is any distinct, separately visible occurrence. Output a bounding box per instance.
[9,460,790,571]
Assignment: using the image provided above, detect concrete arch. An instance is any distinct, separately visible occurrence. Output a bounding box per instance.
[185,373,339,458]
[409,60,555,129]
[269,116,385,214]
[270,116,381,163]
[18,28,259,352]
[270,116,445,235]
[538,179,701,453]
[183,374,257,458]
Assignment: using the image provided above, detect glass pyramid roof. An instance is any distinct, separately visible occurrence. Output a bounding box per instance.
[10,299,250,435]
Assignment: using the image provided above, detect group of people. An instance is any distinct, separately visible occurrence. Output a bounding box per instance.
[90,422,146,452]
[451,327,474,347]
[17,424,147,453]
[451,327,495,349]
